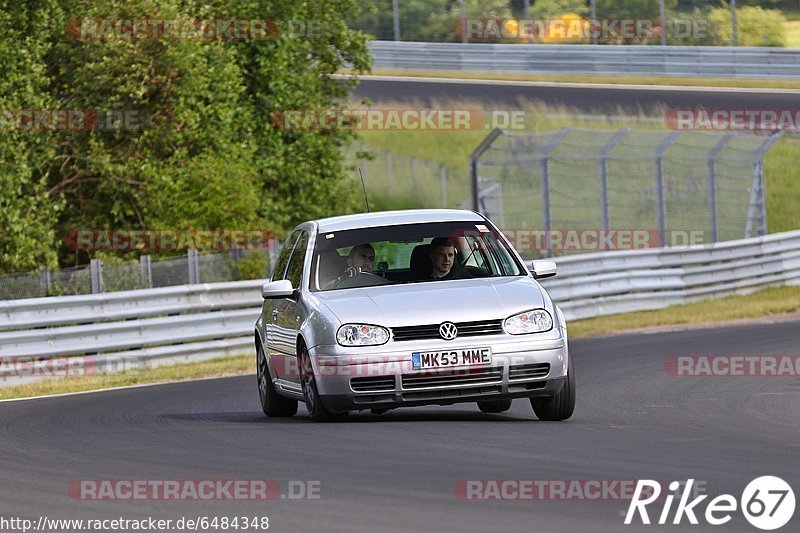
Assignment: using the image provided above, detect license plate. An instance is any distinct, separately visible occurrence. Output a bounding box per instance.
[411,347,492,370]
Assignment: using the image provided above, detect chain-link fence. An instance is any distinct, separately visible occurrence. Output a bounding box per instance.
[0,249,274,301]
[348,144,471,209]
[471,128,782,259]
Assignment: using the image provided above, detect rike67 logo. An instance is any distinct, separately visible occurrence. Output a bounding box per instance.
[625,477,795,530]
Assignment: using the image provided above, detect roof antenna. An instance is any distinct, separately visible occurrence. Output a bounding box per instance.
[358,167,371,213]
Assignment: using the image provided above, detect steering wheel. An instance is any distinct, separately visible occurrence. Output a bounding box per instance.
[334,268,386,289]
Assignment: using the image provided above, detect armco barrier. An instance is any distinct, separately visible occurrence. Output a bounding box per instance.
[369,41,800,79]
[541,230,800,319]
[1,230,799,387]
[0,281,263,387]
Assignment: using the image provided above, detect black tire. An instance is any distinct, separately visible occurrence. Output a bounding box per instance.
[531,356,575,421]
[299,345,348,422]
[257,341,298,417]
[477,399,512,413]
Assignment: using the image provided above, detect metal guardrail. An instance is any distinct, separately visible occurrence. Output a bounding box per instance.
[0,281,263,386]
[539,230,800,320]
[1,229,799,387]
[369,41,800,78]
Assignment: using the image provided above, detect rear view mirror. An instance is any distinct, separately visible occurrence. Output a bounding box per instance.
[261,279,295,299]
[530,260,557,280]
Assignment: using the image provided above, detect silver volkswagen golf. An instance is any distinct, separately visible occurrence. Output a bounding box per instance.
[255,209,574,422]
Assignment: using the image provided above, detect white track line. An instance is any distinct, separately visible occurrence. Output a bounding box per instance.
[345,74,800,95]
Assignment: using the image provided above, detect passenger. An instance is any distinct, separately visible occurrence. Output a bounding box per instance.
[429,237,456,279]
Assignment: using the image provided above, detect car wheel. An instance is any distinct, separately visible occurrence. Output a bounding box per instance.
[531,356,575,421]
[477,399,512,413]
[299,345,347,422]
[257,342,298,417]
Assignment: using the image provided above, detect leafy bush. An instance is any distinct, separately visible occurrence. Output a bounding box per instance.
[529,0,589,18]
[595,0,675,19]
[707,5,787,46]
[0,0,372,275]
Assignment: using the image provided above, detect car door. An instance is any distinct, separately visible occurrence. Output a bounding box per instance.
[272,230,309,387]
[265,231,299,379]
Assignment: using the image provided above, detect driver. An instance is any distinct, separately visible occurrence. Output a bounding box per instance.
[334,244,375,288]
[346,243,375,273]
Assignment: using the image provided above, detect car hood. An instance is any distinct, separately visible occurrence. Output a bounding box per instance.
[315,277,546,327]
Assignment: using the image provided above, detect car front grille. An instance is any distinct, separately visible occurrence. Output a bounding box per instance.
[509,363,550,380]
[403,385,503,401]
[402,366,503,389]
[351,376,395,392]
[391,319,504,342]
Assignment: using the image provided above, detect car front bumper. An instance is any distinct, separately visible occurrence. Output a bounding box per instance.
[310,334,568,412]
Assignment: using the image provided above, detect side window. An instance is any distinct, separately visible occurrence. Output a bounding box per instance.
[285,232,310,288]
[271,231,299,281]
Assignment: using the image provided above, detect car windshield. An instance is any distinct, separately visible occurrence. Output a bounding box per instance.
[311,221,525,291]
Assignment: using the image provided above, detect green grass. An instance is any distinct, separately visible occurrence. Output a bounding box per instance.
[358,68,800,90]
[2,285,799,400]
[0,355,253,401]
[354,100,655,168]
[764,136,800,233]
[569,285,800,338]
[787,20,800,47]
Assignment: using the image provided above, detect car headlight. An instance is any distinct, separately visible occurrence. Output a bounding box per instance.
[504,309,553,335]
[336,324,390,346]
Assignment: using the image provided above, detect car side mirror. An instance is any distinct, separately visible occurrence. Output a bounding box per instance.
[530,260,557,280]
[261,279,295,299]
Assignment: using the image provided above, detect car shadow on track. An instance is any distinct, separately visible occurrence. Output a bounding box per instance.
[162,410,541,424]
[161,412,276,424]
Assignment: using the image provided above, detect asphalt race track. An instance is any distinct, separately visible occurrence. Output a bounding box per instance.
[1,320,798,532]
[354,76,800,115]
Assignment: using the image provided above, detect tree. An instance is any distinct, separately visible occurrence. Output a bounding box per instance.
[530,0,589,18]
[428,0,515,42]
[707,5,787,46]
[0,0,371,272]
[595,0,676,19]
[0,0,63,273]
[218,0,371,228]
